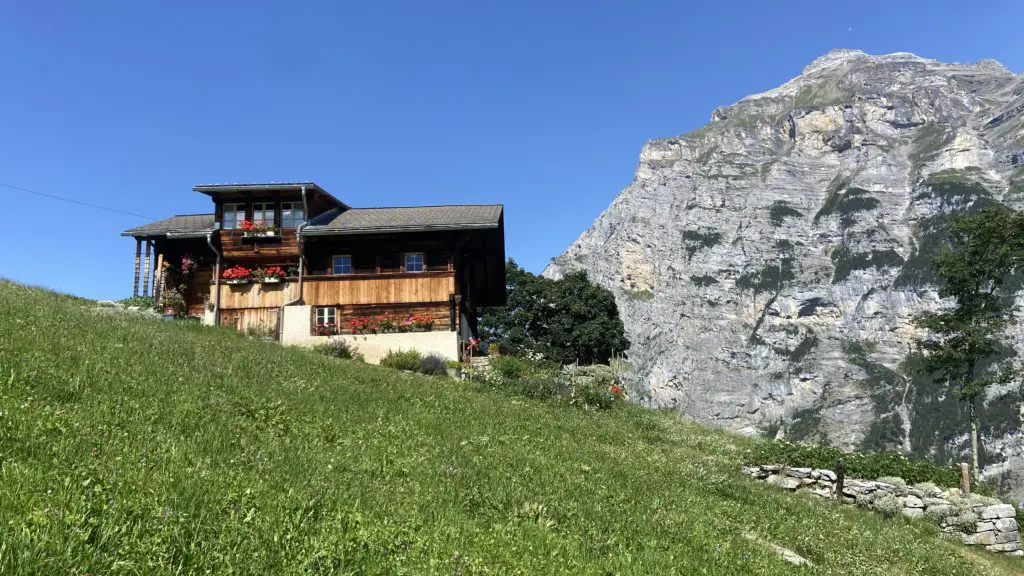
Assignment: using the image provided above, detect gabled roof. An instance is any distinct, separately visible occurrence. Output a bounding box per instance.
[121,214,215,238]
[192,182,348,209]
[304,205,503,235]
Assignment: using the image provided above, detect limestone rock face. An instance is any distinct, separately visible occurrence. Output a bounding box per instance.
[545,50,1024,496]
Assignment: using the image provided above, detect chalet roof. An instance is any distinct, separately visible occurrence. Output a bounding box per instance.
[304,205,503,235]
[192,182,349,209]
[121,214,216,238]
[121,205,504,238]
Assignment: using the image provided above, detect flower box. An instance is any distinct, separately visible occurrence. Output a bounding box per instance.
[261,277,282,284]
[224,278,249,285]
[242,230,278,238]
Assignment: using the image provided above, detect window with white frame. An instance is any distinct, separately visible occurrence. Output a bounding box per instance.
[281,202,305,228]
[315,306,336,326]
[223,203,245,229]
[404,252,425,273]
[252,203,274,227]
[332,255,352,275]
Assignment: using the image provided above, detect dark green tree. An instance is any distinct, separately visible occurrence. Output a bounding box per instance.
[480,259,629,364]
[913,206,1024,477]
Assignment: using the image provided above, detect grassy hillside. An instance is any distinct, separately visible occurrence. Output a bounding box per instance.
[0,281,1021,575]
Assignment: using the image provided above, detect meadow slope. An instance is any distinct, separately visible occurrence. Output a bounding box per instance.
[0,280,1021,575]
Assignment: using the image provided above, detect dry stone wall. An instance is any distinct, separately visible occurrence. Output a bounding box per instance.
[744,464,1023,556]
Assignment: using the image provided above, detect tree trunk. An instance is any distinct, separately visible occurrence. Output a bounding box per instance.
[969,400,980,479]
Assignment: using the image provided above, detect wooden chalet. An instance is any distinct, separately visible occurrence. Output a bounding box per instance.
[122,182,505,361]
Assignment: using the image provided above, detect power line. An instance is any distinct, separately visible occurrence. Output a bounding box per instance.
[0,182,155,221]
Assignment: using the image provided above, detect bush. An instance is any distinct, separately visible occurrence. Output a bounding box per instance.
[312,339,362,361]
[870,492,901,519]
[119,295,155,309]
[491,356,531,381]
[746,440,996,494]
[419,354,447,376]
[380,349,423,372]
[571,379,620,410]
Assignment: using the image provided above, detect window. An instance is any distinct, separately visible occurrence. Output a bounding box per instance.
[315,306,336,326]
[281,202,305,228]
[332,255,352,275]
[404,252,425,273]
[223,203,245,229]
[252,203,274,227]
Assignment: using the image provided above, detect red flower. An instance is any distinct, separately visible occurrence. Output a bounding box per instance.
[222,265,253,280]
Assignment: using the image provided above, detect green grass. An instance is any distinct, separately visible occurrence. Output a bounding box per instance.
[1,281,1023,575]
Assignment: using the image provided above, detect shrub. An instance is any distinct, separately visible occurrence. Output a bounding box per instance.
[119,295,155,309]
[570,379,622,410]
[419,354,447,376]
[380,349,423,372]
[870,492,901,519]
[312,339,362,361]
[491,356,531,381]
[445,360,461,369]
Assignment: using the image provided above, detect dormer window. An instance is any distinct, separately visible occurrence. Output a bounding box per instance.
[223,203,245,229]
[281,202,305,228]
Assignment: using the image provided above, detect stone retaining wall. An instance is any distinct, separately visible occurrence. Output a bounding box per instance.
[744,464,1022,556]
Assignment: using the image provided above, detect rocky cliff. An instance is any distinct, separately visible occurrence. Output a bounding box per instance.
[544,50,1024,496]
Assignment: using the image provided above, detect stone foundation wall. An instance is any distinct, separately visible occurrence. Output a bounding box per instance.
[744,464,1022,556]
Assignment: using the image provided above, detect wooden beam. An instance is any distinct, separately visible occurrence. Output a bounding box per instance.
[142,241,152,296]
[154,251,165,307]
[132,239,142,297]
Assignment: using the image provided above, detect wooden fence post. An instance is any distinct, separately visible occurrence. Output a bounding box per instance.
[960,463,971,495]
[835,457,845,502]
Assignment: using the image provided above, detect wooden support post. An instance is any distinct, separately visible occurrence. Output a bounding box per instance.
[142,241,152,296]
[452,293,460,330]
[835,457,845,502]
[132,239,142,297]
[375,255,381,274]
[960,463,971,495]
[154,252,165,307]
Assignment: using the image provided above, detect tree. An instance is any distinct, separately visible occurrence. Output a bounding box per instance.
[913,206,1024,478]
[479,259,630,364]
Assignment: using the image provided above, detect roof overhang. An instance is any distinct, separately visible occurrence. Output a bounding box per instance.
[303,223,500,236]
[192,182,349,209]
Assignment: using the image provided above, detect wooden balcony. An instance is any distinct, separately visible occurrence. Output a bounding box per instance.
[212,270,456,309]
[303,271,455,306]
[220,229,299,260]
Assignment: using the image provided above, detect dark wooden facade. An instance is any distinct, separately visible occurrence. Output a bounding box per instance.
[124,183,504,343]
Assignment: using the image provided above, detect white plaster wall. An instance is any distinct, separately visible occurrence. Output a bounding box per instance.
[280,305,458,363]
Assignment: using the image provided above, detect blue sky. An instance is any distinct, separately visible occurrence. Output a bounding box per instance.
[1,1,1022,300]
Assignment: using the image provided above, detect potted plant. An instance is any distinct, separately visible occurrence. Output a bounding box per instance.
[445,360,462,379]
[350,317,371,335]
[222,265,252,285]
[262,266,286,283]
[410,314,434,332]
[240,219,278,238]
